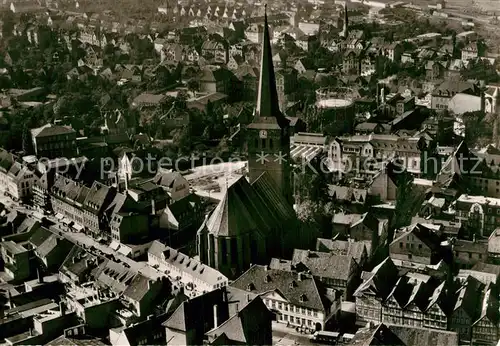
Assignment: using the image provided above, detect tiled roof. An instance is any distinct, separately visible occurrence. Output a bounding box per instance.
[474,283,499,325]
[353,257,399,300]
[315,239,370,262]
[95,259,137,294]
[390,324,458,346]
[148,240,227,286]
[348,323,405,346]
[30,123,75,138]
[123,274,155,302]
[231,265,329,312]
[291,249,358,281]
[205,297,271,344]
[83,181,114,211]
[152,169,187,189]
[451,275,482,318]
[29,226,52,247]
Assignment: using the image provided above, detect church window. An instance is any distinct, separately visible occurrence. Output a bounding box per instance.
[269,138,273,149]
[231,238,238,264]
[221,239,227,265]
[261,138,266,149]
[255,138,259,148]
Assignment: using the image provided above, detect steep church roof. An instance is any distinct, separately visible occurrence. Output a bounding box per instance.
[203,173,295,238]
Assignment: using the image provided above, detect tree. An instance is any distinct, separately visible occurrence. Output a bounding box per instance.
[389,166,425,234]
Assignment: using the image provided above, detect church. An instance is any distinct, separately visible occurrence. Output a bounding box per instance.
[197,9,316,279]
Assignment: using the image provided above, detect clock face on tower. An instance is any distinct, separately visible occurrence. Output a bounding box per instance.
[259,130,268,139]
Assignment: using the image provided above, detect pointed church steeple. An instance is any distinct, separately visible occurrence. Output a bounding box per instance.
[255,5,289,129]
[341,2,349,38]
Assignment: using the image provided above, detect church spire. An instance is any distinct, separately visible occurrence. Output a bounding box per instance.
[342,2,349,38]
[255,5,288,128]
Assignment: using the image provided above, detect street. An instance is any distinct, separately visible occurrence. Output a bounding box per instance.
[273,330,315,346]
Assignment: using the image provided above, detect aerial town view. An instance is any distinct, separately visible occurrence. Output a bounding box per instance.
[0,0,499,344]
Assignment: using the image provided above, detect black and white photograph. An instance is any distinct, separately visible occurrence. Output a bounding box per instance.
[0,0,499,344]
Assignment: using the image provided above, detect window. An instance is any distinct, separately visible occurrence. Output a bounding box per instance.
[399,242,403,248]
[408,254,412,260]
[261,138,266,149]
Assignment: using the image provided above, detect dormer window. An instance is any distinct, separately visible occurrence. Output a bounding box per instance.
[289,281,296,289]
[246,283,255,291]
[299,294,307,302]
[264,275,271,283]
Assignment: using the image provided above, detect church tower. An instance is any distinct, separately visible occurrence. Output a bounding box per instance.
[341,2,349,38]
[247,5,292,205]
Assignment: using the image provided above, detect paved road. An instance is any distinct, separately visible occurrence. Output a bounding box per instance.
[273,330,315,346]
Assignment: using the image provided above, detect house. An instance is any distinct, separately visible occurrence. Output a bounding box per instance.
[122,274,165,318]
[471,283,499,345]
[316,238,371,268]
[430,80,478,110]
[162,288,230,345]
[389,223,443,268]
[489,229,500,264]
[294,58,315,74]
[148,240,228,294]
[353,258,400,325]
[227,54,245,70]
[342,50,363,75]
[383,43,403,63]
[201,38,229,64]
[290,249,360,299]
[0,240,30,281]
[296,34,318,52]
[161,43,184,63]
[0,149,37,202]
[332,212,381,251]
[461,42,480,62]
[31,124,77,159]
[204,295,273,345]
[110,314,167,346]
[235,65,259,100]
[425,60,446,81]
[231,264,341,331]
[453,238,488,269]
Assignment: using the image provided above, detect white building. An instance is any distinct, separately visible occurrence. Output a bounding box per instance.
[0,149,37,201]
[148,240,228,294]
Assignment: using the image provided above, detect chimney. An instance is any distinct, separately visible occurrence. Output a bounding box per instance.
[151,198,156,215]
[381,86,386,104]
[473,234,476,243]
[264,265,269,271]
[306,250,310,258]
[246,294,250,302]
[59,301,65,316]
[37,268,43,284]
[148,280,154,290]
[213,304,219,328]
[298,272,303,281]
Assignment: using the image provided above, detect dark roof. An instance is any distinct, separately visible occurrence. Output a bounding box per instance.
[353,257,400,300]
[205,297,272,344]
[291,249,358,281]
[252,9,289,129]
[348,323,405,346]
[231,265,329,312]
[204,173,295,237]
[389,324,458,346]
[31,123,75,138]
[123,274,156,302]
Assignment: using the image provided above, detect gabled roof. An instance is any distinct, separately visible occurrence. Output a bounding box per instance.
[353,257,399,300]
[291,249,358,281]
[231,265,329,312]
[205,296,271,344]
[30,123,75,138]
